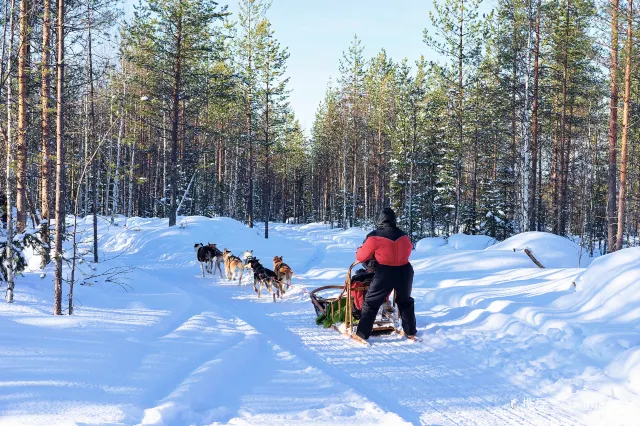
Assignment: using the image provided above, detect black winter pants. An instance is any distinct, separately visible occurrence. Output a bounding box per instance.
[356,263,416,340]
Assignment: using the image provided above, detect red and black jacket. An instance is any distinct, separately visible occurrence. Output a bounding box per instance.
[356,209,412,267]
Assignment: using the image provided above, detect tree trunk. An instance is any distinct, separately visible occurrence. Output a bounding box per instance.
[128,133,136,218]
[41,0,52,267]
[408,106,417,242]
[247,88,254,228]
[557,0,570,236]
[4,0,16,303]
[15,0,29,233]
[616,0,632,251]
[560,103,573,235]
[528,0,541,232]
[112,76,125,223]
[88,0,98,262]
[537,132,543,230]
[54,0,65,315]
[551,103,559,233]
[454,0,464,234]
[342,133,347,229]
[264,90,270,239]
[169,9,182,227]
[162,102,167,216]
[607,0,620,252]
[217,120,223,212]
[511,1,518,230]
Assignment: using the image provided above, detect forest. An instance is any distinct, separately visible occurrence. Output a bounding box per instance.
[0,0,638,311]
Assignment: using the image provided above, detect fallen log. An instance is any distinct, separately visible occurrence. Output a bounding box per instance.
[524,248,545,268]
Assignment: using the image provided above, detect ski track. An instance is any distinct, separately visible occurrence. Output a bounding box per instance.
[1,218,626,425]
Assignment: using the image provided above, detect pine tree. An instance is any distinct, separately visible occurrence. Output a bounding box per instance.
[15,0,30,233]
[256,18,289,238]
[234,0,269,228]
[424,0,488,233]
[338,35,366,227]
[53,0,65,315]
[125,0,226,227]
[607,0,620,252]
[40,0,52,267]
[615,0,632,251]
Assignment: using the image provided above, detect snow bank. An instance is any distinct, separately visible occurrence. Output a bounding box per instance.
[413,249,540,274]
[415,237,447,253]
[415,234,494,254]
[488,231,583,268]
[447,233,496,250]
[550,248,640,393]
[332,227,368,247]
[555,247,640,323]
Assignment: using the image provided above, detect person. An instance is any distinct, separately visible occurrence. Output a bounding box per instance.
[354,207,417,340]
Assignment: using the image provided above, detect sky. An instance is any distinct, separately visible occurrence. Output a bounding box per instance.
[125,0,440,136]
[227,0,438,135]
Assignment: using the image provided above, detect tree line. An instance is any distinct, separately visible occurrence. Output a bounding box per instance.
[311,0,638,257]
[0,0,637,311]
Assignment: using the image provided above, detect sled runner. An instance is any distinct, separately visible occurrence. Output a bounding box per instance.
[310,260,397,342]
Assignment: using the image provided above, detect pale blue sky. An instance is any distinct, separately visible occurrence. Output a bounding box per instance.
[125,0,440,135]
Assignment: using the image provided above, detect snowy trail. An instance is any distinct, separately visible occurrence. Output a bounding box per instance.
[182,224,588,426]
[1,216,636,425]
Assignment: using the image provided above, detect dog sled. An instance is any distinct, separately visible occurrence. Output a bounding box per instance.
[310,260,399,344]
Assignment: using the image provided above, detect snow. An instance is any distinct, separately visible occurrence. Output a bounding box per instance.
[414,234,494,254]
[562,247,640,323]
[0,216,637,425]
[415,237,446,253]
[446,233,496,250]
[488,231,587,268]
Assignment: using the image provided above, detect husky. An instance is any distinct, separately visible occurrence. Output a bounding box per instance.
[242,250,254,265]
[273,256,293,289]
[207,243,224,279]
[194,243,215,277]
[247,258,284,302]
[223,249,244,283]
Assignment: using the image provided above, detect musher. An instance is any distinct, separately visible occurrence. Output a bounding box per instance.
[355,207,417,340]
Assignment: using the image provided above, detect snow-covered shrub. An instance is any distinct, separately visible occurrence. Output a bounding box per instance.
[0,231,46,282]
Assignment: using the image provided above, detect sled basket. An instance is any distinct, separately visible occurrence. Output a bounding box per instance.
[309,261,396,335]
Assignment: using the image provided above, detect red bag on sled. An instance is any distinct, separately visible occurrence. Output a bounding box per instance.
[351,281,366,310]
[350,281,391,311]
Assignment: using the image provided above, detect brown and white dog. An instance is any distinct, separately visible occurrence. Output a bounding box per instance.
[247,258,284,302]
[223,249,244,283]
[194,243,215,277]
[273,256,293,289]
[207,243,224,279]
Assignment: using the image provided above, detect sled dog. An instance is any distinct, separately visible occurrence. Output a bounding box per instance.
[247,258,284,302]
[242,250,254,265]
[207,243,224,279]
[273,256,293,288]
[194,243,215,277]
[223,249,244,283]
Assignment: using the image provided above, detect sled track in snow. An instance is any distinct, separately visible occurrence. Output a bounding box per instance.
[196,279,586,426]
[293,313,582,425]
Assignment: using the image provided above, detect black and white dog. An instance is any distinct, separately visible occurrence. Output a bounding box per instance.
[247,258,284,302]
[207,243,224,279]
[194,243,216,277]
